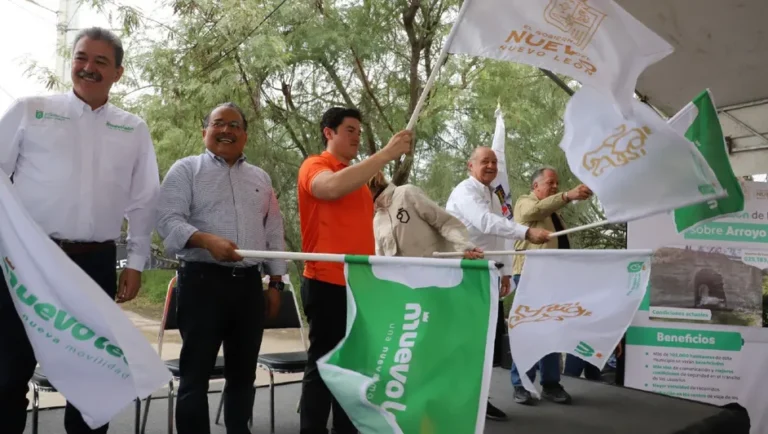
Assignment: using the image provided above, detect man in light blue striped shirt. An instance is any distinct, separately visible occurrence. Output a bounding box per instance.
[156,102,287,434]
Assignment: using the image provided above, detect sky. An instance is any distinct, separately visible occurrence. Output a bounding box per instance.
[0,0,59,111]
[0,0,170,114]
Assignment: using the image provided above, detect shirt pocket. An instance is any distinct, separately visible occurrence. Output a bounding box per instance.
[21,124,74,181]
[100,134,137,195]
[239,179,272,217]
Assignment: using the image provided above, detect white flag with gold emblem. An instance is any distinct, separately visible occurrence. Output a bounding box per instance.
[509,249,651,397]
[559,86,724,222]
[448,0,673,114]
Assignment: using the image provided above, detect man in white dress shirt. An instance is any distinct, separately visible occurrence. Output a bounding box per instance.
[446,146,550,421]
[0,27,159,434]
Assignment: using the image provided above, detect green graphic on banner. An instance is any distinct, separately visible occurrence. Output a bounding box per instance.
[626,326,743,351]
[683,222,768,243]
[317,256,495,434]
[574,341,596,358]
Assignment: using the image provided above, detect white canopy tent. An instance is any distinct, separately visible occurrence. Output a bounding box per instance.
[614,0,768,177]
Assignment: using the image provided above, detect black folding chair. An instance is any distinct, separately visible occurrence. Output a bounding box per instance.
[30,365,141,433]
[213,283,308,433]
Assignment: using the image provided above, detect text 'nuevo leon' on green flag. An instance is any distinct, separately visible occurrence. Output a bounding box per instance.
[317,255,500,434]
[669,89,744,232]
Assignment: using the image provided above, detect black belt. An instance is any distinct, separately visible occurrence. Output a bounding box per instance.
[179,261,261,278]
[51,238,115,255]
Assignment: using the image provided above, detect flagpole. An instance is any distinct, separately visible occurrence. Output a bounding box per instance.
[549,219,613,237]
[236,250,346,263]
[433,248,654,258]
[399,0,475,162]
[235,250,502,268]
[433,251,525,258]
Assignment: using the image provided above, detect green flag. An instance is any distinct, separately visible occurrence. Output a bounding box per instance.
[317,256,499,434]
[669,89,744,232]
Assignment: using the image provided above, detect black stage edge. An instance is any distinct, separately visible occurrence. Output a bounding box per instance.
[25,370,749,434]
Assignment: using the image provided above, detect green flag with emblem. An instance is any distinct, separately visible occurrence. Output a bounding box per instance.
[317,256,499,434]
[669,89,745,232]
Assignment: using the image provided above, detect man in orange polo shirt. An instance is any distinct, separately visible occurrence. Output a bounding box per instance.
[297,107,411,434]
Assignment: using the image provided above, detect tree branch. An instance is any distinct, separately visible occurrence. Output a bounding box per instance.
[262,91,310,158]
[234,53,260,119]
[350,47,395,134]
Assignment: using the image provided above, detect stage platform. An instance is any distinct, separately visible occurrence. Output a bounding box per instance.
[24,368,748,433]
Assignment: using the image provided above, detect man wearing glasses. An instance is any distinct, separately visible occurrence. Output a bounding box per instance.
[156,102,287,434]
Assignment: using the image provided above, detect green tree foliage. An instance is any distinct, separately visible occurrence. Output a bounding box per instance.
[40,0,626,271]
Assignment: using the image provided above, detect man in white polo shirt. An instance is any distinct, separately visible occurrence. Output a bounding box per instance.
[0,27,159,434]
[446,146,550,421]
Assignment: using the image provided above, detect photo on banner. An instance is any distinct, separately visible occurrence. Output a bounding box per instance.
[647,245,766,329]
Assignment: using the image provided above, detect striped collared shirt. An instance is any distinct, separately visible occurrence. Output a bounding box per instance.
[156,150,287,275]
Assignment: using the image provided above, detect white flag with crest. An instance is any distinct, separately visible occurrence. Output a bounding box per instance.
[0,169,170,429]
[447,0,673,114]
[489,106,517,283]
[490,105,513,220]
[508,249,651,397]
[559,86,724,223]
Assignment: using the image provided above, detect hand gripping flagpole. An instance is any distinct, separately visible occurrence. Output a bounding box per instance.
[399,0,475,163]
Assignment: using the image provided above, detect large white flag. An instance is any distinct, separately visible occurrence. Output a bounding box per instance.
[508,249,651,397]
[0,170,170,428]
[490,106,513,220]
[448,0,673,114]
[559,86,724,223]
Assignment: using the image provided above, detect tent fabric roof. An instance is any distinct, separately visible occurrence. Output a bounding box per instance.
[617,0,768,114]
[614,0,768,173]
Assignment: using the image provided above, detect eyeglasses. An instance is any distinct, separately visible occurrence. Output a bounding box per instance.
[209,120,243,130]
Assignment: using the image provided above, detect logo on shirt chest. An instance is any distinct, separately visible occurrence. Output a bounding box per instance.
[106,121,135,133]
[35,110,70,122]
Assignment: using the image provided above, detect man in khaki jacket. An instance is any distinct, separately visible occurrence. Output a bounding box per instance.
[509,167,592,406]
[367,171,483,259]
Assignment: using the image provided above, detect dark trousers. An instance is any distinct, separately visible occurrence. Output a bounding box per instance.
[299,278,357,434]
[492,301,506,367]
[0,245,117,434]
[563,354,602,381]
[175,261,265,434]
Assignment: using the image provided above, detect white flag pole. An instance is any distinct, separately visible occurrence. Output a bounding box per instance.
[399,0,475,162]
[433,248,654,258]
[549,219,613,237]
[433,251,526,258]
[235,250,502,268]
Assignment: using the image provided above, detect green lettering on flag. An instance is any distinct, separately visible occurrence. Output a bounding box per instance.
[317,256,497,434]
[670,89,744,232]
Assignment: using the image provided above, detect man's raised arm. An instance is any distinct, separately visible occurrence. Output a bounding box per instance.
[311,131,411,201]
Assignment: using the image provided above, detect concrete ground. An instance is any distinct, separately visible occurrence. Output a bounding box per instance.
[26,308,306,409]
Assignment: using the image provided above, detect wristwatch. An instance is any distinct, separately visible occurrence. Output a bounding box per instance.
[268,281,285,291]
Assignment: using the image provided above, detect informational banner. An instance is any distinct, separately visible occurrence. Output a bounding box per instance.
[626,180,768,433]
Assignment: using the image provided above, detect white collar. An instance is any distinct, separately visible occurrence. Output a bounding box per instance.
[67,90,110,117]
